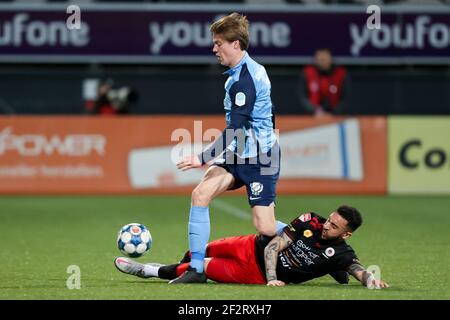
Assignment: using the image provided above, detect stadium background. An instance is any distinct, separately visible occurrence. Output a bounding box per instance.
[0,0,449,301]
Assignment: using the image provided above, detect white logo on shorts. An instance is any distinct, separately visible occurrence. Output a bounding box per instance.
[250,182,263,196]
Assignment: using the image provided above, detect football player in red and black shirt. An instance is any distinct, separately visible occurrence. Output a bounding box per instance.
[114,205,389,289]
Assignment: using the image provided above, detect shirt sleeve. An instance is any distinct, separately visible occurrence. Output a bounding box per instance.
[228,76,257,119]
[198,75,257,164]
[336,254,360,272]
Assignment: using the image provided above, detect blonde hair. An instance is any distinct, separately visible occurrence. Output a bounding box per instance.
[210,12,250,50]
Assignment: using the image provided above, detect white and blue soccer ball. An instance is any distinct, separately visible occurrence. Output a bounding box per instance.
[117,223,152,258]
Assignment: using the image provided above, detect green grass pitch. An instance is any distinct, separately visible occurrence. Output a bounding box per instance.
[0,195,449,300]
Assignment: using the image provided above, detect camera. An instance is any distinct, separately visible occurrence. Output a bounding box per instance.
[106,86,138,112]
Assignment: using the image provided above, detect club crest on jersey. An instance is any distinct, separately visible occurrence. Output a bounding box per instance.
[250,182,263,196]
[235,92,246,107]
[325,247,335,257]
[299,213,311,222]
[303,230,313,238]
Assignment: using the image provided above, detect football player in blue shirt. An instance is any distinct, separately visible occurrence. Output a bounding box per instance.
[172,13,280,283]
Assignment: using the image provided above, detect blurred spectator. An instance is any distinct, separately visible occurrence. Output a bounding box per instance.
[84,78,138,115]
[299,48,350,116]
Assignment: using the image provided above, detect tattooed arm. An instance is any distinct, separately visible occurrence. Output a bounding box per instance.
[347,263,390,289]
[264,232,293,286]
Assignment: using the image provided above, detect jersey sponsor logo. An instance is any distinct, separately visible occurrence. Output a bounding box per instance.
[250,182,263,196]
[235,92,246,107]
[299,213,311,222]
[279,255,291,268]
[303,230,313,238]
[325,247,335,257]
[295,239,311,251]
[289,240,315,266]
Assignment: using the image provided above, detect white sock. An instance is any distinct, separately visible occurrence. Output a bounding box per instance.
[143,264,160,277]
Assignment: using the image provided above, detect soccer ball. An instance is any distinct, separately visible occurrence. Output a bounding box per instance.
[117,223,152,258]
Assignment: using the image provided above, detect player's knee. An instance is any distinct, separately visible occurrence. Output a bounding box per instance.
[253,207,276,236]
[255,222,276,237]
[191,187,211,206]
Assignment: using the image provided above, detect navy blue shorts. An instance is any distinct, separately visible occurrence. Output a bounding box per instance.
[212,145,280,207]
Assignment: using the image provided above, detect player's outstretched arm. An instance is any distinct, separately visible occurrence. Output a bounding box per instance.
[264,232,293,287]
[347,263,390,289]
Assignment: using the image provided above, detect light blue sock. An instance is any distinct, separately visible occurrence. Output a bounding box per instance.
[188,206,210,273]
[276,220,287,235]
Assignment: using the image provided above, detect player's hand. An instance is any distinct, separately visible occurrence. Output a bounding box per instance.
[267,280,286,287]
[366,275,390,289]
[176,154,202,171]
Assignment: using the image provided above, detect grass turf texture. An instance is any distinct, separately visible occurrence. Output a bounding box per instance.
[0,195,449,300]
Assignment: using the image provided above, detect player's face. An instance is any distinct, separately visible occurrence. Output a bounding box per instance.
[212,34,240,67]
[321,212,352,241]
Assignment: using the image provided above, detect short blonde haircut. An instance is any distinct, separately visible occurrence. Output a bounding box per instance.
[210,12,250,50]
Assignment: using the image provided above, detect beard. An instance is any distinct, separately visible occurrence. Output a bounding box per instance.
[320,232,342,244]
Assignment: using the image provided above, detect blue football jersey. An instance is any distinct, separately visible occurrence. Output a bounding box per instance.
[223,52,276,158]
[200,52,277,163]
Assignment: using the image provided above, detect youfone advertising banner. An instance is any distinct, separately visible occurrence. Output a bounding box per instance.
[0,116,386,195]
[389,117,450,194]
[0,4,449,64]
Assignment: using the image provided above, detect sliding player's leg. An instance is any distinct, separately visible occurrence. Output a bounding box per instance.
[114,257,165,278]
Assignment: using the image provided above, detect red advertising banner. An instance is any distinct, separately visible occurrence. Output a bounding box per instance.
[0,116,386,194]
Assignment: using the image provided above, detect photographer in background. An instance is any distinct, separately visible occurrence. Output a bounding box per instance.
[84,78,138,115]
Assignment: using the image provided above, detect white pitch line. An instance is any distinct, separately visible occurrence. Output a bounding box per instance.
[212,199,252,221]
